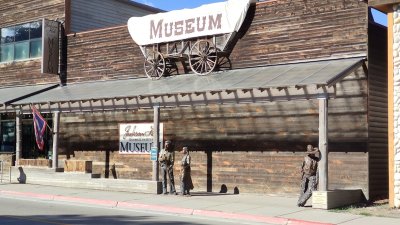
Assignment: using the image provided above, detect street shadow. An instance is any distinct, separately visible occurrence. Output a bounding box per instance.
[0,215,214,225]
[189,191,235,197]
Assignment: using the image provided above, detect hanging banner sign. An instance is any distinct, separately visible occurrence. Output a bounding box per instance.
[127,0,255,46]
[119,123,163,154]
[41,19,59,74]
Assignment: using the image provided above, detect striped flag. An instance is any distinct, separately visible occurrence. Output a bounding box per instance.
[31,105,47,150]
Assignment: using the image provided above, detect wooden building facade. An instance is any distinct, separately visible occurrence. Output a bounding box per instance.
[369,0,400,208]
[0,0,389,200]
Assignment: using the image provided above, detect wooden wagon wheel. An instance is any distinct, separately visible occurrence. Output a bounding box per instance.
[144,50,165,80]
[189,40,218,75]
[215,55,232,71]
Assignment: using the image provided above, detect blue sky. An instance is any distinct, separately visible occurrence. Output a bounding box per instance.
[135,0,387,27]
[136,0,222,11]
[371,9,387,27]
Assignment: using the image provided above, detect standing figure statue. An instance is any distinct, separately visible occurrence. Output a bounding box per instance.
[159,140,177,195]
[297,144,320,207]
[180,147,194,196]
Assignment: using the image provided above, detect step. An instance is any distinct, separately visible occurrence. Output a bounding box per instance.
[8,166,162,194]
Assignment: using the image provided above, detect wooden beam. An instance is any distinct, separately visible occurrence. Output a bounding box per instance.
[15,112,22,166]
[387,10,395,208]
[152,105,160,181]
[52,111,60,169]
[318,97,328,191]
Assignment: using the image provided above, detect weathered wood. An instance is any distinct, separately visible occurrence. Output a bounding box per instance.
[70,0,159,33]
[368,22,388,199]
[0,0,64,86]
[319,98,328,191]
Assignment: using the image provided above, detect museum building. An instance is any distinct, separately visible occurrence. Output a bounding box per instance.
[0,0,390,201]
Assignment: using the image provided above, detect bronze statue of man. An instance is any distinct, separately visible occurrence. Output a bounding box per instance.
[297,144,320,207]
[180,146,194,196]
[159,140,177,195]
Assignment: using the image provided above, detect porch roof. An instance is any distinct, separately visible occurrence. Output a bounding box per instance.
[0,84,59,113]
[11,56,365,114]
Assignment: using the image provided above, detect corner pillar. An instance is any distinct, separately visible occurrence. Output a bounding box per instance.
[318,97,328,191]
[152,105,160,181]
[15,112,22,166]
[52,111,60,169]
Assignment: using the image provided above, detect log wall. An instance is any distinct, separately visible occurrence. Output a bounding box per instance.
[58,0,373,196]
[66,0,368,82]
[58,67,370,195]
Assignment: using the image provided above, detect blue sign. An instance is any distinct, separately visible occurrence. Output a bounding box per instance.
[150,147,158,161]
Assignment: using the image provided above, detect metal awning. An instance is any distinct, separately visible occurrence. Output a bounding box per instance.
[0,84,59,113]
[11,57,365,113]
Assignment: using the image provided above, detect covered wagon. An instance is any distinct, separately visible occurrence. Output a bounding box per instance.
[128,0,255,79]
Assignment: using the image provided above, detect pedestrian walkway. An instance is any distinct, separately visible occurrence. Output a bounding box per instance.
[0,183,399,225]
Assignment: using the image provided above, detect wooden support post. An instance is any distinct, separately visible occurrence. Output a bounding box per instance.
[318,97,328,191]
[387,10,395,208]
[152,104,160,181]
[52,111,60,169]
[15,112,22,166]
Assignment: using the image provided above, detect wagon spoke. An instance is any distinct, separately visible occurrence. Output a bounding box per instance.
[189,40,218,75]
[195,61,203,71]
[191,55,202,61]
[144,50,165,80]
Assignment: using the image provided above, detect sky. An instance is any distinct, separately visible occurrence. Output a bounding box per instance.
[135,0,387,27]
[136,0,222,11]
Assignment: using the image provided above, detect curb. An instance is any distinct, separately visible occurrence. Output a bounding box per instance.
[0,190,334,225]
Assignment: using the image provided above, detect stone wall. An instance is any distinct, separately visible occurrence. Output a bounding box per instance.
[393,4,400,208]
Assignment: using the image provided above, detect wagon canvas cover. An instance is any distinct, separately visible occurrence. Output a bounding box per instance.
[128,0,254,46]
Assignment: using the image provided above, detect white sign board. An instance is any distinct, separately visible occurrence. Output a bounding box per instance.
[127,0,254,45]
[119,123,163,154]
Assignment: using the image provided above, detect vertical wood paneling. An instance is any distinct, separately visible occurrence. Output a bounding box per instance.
[368,22,388,199]
[70,0,159,33]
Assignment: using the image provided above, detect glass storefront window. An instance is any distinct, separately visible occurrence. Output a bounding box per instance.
[30,39,42,58]
[14,41,29,60]
[1,27,15,44]
[15,23,30,42]
[0,121,16,152]
[0,21,42,63]
[0,44,14,62]
[30,21,42,39]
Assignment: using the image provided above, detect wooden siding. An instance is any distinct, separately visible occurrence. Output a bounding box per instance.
[66,0,368,82]
[58,0,373,196]
[0,0,64,86]
[57,67,369,195]
[70,0,159,33]
[66,26,144,83]
[230,0,368,68]
[368,22,388,199]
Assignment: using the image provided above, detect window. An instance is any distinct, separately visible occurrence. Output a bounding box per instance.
[0,21,42,62]
[0,121,16,153]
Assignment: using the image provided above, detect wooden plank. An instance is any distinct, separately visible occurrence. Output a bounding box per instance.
[387,11,395,207]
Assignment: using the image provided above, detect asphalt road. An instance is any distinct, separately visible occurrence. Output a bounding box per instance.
[0,197,269,225]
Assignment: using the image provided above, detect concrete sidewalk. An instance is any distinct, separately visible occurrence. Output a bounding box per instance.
[0,183,399,225]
